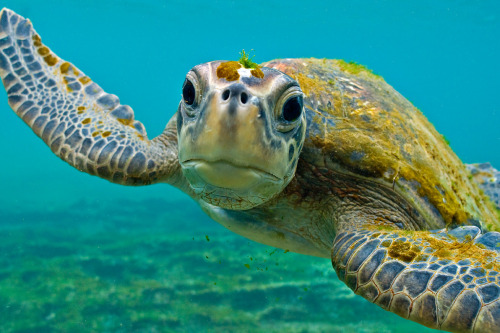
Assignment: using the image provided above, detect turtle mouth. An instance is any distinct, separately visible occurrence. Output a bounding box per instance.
[182,159,280,189]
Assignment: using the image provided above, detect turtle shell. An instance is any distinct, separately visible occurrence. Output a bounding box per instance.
[264,58,499,231]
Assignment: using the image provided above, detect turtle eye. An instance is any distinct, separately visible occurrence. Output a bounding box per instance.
[275,86,304,132]
[282,96,303,122]
[183,79,196,106]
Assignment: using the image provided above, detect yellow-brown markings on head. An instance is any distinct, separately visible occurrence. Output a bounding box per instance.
[251,68,265,79]
[81,118,91,125]
[216,61,241,81]
[102,131,112,138]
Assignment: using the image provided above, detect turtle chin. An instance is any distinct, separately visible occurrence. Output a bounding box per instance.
[180,159,285,210]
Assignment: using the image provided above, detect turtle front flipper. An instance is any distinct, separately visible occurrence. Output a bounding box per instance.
[332,225,500,332]
[0,8,179,185]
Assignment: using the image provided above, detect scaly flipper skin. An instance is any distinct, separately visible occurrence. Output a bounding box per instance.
[332,225,500,332]
[0,8,179,185]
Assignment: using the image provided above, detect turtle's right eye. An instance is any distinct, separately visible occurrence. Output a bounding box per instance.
[183,79,196,105]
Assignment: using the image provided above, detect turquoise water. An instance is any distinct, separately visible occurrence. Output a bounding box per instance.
[0,1,498,332]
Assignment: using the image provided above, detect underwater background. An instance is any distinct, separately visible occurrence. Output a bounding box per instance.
[0,0,498,332]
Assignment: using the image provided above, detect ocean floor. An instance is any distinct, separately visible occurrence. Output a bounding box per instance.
[0,198,437,332]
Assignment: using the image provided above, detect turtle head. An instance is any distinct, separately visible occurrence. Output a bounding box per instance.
[177,60,306,210]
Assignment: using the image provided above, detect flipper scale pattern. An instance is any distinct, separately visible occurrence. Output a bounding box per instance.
[0,8,177,185]
[332,226,500,332]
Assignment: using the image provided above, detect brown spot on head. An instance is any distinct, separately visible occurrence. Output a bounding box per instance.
[216,61,241,81]
[251,68,264,79]
[81,118,91,125]
[102,131,112,138]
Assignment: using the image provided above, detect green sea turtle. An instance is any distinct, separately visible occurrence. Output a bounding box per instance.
[1,8,500,332]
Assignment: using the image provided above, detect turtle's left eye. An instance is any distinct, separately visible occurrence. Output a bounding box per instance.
[183,79,196,105]
[275,85,304,132]
[282,96,303,122]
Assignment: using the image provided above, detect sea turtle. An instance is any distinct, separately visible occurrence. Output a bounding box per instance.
[1,8,500,333]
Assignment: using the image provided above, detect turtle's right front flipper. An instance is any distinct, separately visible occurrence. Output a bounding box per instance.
[332,225,500,332]
[0,8,179,186]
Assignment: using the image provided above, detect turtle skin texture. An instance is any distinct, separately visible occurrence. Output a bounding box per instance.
[263,58,500,332]
[1,8,500,333]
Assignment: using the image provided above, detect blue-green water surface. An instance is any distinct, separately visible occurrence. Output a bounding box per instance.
[0,1,498,332]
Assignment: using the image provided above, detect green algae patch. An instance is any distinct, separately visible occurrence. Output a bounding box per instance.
[239,50,264,79]
[335,59,382,79]
[442,135,451,146]
[239,49,259,69]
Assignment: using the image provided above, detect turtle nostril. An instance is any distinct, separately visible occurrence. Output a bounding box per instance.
[222,89,230,101]
[240,92,248,104]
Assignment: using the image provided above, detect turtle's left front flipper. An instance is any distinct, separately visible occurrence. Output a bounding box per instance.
[0,8,179,186]
[332,225,500,332]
